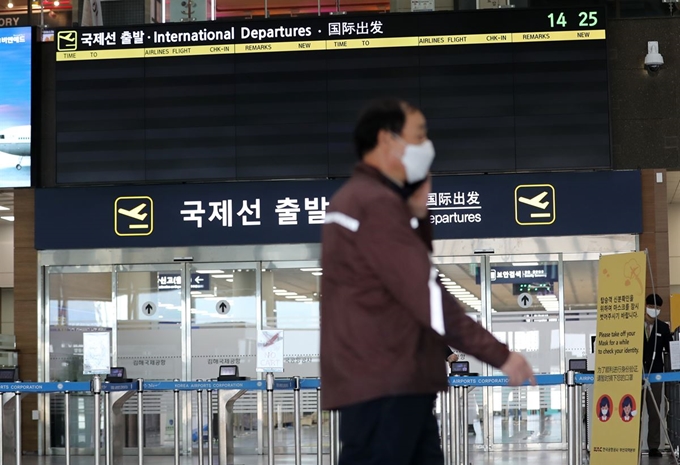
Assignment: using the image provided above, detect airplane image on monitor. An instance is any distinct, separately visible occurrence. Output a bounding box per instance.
[0,125,30,170]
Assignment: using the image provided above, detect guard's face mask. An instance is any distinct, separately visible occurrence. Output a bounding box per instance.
[646,307,660,318]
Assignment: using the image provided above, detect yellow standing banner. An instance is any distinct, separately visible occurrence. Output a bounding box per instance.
[591,251,646,465]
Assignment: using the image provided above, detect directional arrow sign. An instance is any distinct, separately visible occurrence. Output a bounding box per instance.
[517,293,532,309]
[194,276,204,284]
[216,300,230,315]
[142,301,156,316]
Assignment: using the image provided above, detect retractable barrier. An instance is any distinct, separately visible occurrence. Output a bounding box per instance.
[2,371,678,465]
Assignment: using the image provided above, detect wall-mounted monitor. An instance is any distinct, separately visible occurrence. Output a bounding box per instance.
[0,26,32,187]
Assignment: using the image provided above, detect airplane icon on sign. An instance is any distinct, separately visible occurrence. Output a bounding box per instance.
[518,192,550,210]
[114,196,154,236]
[118,203,148,221]
[514,184,555,226]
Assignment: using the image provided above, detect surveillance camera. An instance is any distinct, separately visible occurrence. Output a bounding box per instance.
[645,41,664,72]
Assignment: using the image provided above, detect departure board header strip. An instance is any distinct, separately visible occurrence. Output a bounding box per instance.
[53,6,607,58]
[56,29,606,61]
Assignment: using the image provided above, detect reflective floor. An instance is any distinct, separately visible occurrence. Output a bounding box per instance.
[18,451,679,465]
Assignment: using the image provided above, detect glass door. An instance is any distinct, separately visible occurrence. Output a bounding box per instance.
[115,264,186,455]
[188,263,259,455]
[261,260,323,455]
[46,265,114,454]
[485,254,565,450]
[433,255,486,450]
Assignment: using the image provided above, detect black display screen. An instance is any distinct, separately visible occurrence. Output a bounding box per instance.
[450,361,470,374]
[109,367,125,378]
[53,7,610,185]
[0,368,18,381]
[220,365,237,376]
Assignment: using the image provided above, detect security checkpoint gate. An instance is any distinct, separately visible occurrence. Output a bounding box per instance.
[11,372,680,465]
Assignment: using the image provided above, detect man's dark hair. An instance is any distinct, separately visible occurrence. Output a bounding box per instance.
[353,98,418,159]
[646,294,663,307]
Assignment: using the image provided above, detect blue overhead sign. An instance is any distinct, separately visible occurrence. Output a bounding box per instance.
[34,170,642,250]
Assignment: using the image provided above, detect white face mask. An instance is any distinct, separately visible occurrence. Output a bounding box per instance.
[396,139,436,184]
[601,407,608,416]
[646,307,660,318]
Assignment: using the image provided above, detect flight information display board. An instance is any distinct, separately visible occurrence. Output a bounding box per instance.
[53,7,610,185]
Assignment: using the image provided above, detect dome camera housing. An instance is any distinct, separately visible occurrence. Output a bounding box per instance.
[645,41,664,72]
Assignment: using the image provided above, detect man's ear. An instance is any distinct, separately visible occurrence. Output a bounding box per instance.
[376,129,393,149]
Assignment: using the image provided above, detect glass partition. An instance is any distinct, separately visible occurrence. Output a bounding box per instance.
[47,268,113,452]
[261,261,324,454]
[42,249,622,455]
[116,265,185,454]
[487,255,563,449]
[189,264,259,454]
[434,256,485,449]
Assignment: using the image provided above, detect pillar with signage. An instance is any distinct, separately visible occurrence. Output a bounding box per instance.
[590,252,646,465]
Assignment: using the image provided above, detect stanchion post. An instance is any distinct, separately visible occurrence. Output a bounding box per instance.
[14,391,21,465]
[207,388,213,465]
[266,373,275,465]
[137,379,144,465]
[316,387,322,465]
[575,381,583,465]
[329,411,337,465]
[450,386,461,465]
[293,377,302,465]
[104,390,112,465]
[93,375,103,465]
[462,386,469,465]
[197,381,204,465]
[566,371,576,465]
[65,391,71,465]
[173,379,180,465]
[441,390,449,465]
[0,390,5,465]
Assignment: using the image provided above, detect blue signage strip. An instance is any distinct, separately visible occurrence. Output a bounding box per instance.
[8,374,680,392]
[300,378,321,389]
[142,380,265,391]
[273,379,296,390]
[0,382,92,393]
[102,382,138,392]
[447,373,564,387]
[575,373,594,384]
[35,170,642,250]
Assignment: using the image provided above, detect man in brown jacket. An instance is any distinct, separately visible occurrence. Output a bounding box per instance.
[320,98,535,465]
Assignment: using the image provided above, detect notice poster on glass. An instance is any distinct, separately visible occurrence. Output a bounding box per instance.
[83,332,111,375]
[257,330,284,373]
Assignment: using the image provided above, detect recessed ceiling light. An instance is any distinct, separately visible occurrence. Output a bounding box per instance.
[512,262,539,267]
[312,272,323,276]
[0,216,14,222]
[212,274,233,279]
[301,268,322,272]
[196,270,223,274]
[285,295,301,299]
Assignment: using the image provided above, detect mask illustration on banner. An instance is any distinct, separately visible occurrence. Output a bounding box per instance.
[646,307,660,318]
